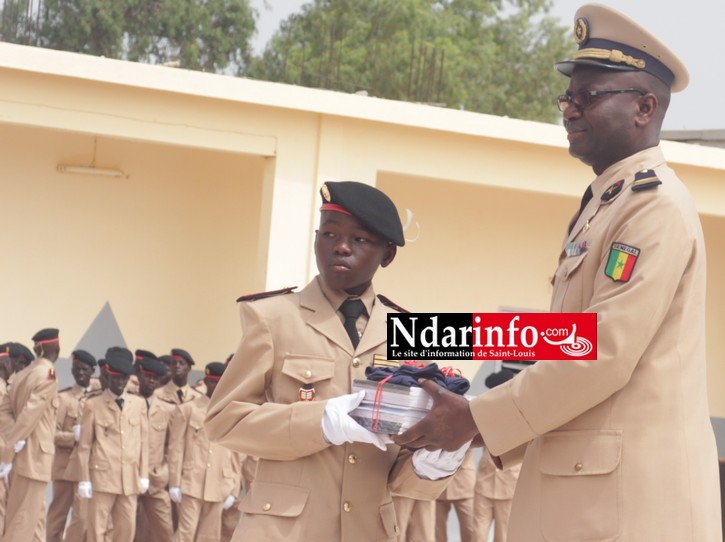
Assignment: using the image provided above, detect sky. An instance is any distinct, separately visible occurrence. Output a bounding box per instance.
[248,0,725,131]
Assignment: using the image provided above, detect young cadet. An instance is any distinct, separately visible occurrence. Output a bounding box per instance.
[6,342,34,382]
[134,354,175,542]
[0,328,61,542]
[205,181,466,541]
[46,349,100,542]
[154,349,201,405]
[394,4,722,541]
[77,347,149,542]
[169,362,242,542]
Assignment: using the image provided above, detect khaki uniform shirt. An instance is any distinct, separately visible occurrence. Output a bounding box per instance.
[154,380,202,405]
[53,382,101,481]
[0,357,58,481]
[206,278,448,542]
[437,449,476,501]
[142,394,176,495]
[168,393,241,502]
[474,452,519,501]
[77,389,149,495]
[471,147,722,541]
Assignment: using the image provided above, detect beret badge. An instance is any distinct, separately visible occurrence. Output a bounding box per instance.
[320,183,331,202]
[574,17,589,45]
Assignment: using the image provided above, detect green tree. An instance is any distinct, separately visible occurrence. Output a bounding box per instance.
[250,0,574,123]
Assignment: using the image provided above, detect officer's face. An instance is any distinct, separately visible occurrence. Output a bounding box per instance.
[315,211,396,296]
[169,358,191,386]
[138,370,162,397]
[71,361,94,388]
[107,373,130,396]
[562,67,646,174]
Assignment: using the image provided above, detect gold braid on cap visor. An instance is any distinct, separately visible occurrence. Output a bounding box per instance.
[573,48,646,69]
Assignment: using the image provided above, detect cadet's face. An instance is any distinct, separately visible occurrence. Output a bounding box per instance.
[315,212,396,296]
[138,371,162,397]
[204,377,219,397]
[72,362,94,388]
[107,373,129,396]
[563,67,643,174]
[170,358,191,385]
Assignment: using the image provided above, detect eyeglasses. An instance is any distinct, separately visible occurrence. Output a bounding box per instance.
[557,88,645,112]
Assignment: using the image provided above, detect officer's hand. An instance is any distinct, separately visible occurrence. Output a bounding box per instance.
[139,477,149,494]
[322,391,389,451]
[393,379,480,451]
[169,486,182,503]
[13,440,26,453]
[78,481,93,499]
[223,495,236,510]
[0,463,12,484]
[73,425,81,442]
[412,439,472,480]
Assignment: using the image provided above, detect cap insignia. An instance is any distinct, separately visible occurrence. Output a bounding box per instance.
[574,17,590,45]
[320,183,331,202]
[601,179,624,202]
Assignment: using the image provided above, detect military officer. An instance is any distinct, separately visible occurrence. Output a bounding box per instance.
[433,449,476,542]
[206,181,466,541]
[0,328,61,542]
[7,342,34,384]
[77,347,149,542]
[169,362,242,542]
[46,349,100,542]
[134,354,175,542]
[154,349,201,405]
[394,5,722,541]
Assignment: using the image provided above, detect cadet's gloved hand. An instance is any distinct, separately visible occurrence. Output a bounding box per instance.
[412,439,472,480]
[73,425,81,442]
[322,391,388,451]
[223,495,236,510]
[13,440,26,453]
[139,477,149,494]
[0,463,12,484]
[78,481,93,499]
[169,486,182,503]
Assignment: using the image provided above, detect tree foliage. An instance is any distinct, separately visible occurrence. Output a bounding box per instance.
[249,0,574,123]
[0,0,256,73]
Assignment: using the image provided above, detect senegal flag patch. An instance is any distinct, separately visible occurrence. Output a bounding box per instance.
[605,243,640,282]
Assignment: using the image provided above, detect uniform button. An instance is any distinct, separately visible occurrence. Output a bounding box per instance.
[347,454,357,464]
[352,357,361,368]
[304,370,312,378]
[343,501,352,512]
[394,525,399,534]
[262,503,271,511]
[574,462,583,472]
[207,464,211,468]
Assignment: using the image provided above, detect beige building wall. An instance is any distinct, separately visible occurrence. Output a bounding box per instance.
[1,42,724,418]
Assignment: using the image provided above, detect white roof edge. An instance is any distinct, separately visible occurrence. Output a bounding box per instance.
[2,42,725,170]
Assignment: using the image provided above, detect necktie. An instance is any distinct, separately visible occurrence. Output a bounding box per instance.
[567,185,594,235]
[145,397,151,411]
[176,389,184,402]
[115,397,124,411]
[340,299,366,349]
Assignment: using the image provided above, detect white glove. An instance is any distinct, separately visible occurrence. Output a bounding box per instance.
[223,494,236,510]
[322,391,388,451]
[412,439,472,480]
[139,477,149,494]
[13,440,26,453]
[169,486,182,503]
[78,481,93,499]
[73,425,81,442]
[0,463,12,484]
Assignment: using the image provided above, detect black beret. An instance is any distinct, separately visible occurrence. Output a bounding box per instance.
[485,369,515,389]
[158,354,172,366]
[134,349,157,362]
[205,362,226,379]
[8,342,34,361]
[104,347,134,376]
[32,328,59,343]
[97,358,107,368]
[171,348,194,366]
[138,357,168,377]
[320,181,405,246]
[72,349,97,368]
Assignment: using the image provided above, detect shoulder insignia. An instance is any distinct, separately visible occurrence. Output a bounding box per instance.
[48,368,56,381]
[236,286,297,303]
[631,169,662,192]
[601,179,624,202]
[377,294,409,313]
[372,354,401,368]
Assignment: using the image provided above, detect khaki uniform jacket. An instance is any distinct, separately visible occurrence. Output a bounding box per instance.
[437,449,475,501]
[475,452,519,500]
[154,380,202,406]
[77,389,149,495]
[144,395,176,495]
[471,147,722,541]
[0,357,58,481]
[168,393,241,502]
[206,278,448,542]
[53,382,101,481]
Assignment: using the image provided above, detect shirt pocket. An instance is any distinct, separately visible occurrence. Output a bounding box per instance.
[280,355,336,401]
[551,252,590,312]
[240,480,310,518]
[539,429,622,541]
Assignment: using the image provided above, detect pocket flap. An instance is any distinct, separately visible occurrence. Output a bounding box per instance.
[539,430,621,476]
[40,440,55,454]
[555,252,589,281]
[281,355,335,384]
[241,481,310,518]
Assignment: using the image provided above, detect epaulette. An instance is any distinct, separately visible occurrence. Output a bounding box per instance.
[377,294,409,313]
[85,389,104,399]
[631,169,662,192]
[236,286,297,303]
